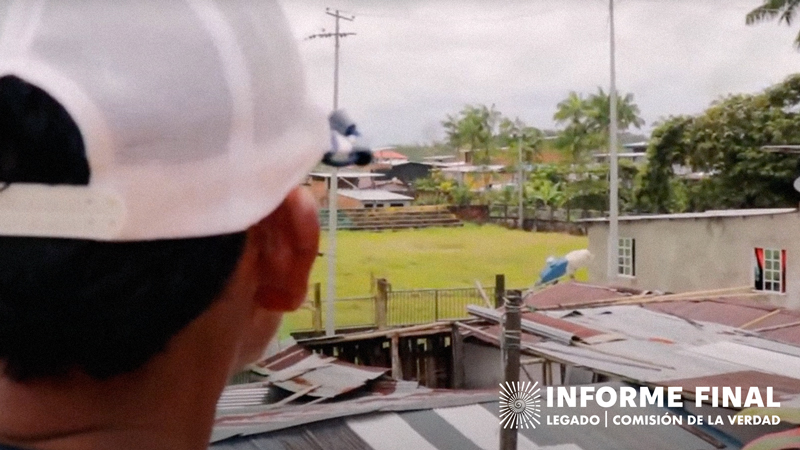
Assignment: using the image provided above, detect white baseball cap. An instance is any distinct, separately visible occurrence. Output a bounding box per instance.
[0,0,328,241]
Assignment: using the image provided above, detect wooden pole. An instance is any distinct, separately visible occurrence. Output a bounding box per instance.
[391,334,402,379]
[376,278,389,329]
[500,290,522,450]
[451,323,465,389]
[312,283,323,332]
[494,274,506,309]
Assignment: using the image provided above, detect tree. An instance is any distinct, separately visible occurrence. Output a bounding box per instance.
[635,74,800,213]
[441,104,501,164]
[746,0,800,49]
[552,89,644,163]
[585,88,646,138]
[497,117,543,170]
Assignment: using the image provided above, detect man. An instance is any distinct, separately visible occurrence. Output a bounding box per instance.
[0,1,327,449]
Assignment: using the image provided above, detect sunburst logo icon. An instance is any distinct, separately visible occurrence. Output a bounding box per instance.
[499,381,541,429]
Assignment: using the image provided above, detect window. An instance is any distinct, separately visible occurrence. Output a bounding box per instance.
[755,248,786,293]
[618,238,635,277]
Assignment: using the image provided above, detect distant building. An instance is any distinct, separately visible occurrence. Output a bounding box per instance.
[307,172,383,207]
[372,147,409,165]
[593,151,648,165]
[338,189,413,208]
[372,161,432,187]
[582,208,800,309]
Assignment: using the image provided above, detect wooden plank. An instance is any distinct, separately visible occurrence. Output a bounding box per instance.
[739,309,782,329]
[451,324,465,389]
[391,334,402,379]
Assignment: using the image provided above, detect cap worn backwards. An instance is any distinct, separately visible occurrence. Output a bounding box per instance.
[0,0,327,241]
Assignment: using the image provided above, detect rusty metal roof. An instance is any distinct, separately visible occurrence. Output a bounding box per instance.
[248,346,387,400]
[643,298,800,346]
[523,282,644,309]
[212,386,496,443]
[471,302,800,409]
[262,350,389,398]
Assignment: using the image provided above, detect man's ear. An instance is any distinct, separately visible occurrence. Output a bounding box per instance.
[249,187,320,312]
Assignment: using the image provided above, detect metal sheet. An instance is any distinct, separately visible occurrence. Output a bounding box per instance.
[268,353,387,398]
[346,413,438,450]
[468,305,576,345]
[581,208,796,223]
[523,283,635,309]
[687,342,800,380]
[433,404,540,450]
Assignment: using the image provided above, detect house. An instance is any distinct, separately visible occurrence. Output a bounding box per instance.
[581,208,800,309]
[307,172,383,207]
[371,161,432,187]
[592,151,648,165]
[337,189,414,209]
[440,164,509,191]
[372,147,408,165]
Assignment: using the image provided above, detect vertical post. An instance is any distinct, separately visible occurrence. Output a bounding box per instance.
[494,274,506,309]
[501,290,522,450]
[312,283,322,333]
[434,289,440,322]
[606,0,620,283]
[321,8,355,337]
[391,334,402,379]
[326,174,338,336]
[518,132,524,229]
[376,278,389,329]
[451,323,465,389]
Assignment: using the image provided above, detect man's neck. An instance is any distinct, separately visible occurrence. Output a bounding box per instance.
[0,310,241,450]
[0,358,227,450]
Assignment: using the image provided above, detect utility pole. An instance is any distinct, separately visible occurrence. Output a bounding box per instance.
[500,290,522,450]
[606,0,620,283]
[518,132,524,230]
[308,9,356,336]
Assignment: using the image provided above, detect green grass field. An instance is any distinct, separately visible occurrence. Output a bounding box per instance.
[281,224,588,334]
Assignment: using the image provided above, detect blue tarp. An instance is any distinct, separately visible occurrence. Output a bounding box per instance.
[537,257,568,285]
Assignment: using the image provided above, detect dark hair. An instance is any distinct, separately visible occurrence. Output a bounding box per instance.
[0,75,246,380]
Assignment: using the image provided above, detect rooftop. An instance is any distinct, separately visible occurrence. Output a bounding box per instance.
[309,172,382,179]
[338,189,414,202]
[581,208,797,224]
[212,382,728,450]
[373,149,408,160]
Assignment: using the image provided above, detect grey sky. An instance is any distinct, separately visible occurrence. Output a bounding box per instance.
[282,1,800,147]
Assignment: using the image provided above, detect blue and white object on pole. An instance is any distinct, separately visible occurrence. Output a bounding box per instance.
[322,110,372,167]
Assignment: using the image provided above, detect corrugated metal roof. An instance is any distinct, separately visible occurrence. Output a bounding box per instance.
[524,283,642,310]
[212,388,497,442]
[644,299,800,346]
[472,303,800,403]
[212,382,732,450]
[663,370,800,402]
[256,349,387,399]
[581,208,797,224]
[338,189,414,202]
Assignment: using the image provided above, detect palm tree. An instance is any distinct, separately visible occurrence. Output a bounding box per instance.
[553,91,587,128]
[585,87,645,135]
[441,104,500,164]
[747,0,800,49]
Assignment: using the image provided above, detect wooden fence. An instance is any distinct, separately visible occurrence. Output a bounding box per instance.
[293,275,511,335]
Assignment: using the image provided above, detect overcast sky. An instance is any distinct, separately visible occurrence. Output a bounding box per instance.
[281,0,800,147]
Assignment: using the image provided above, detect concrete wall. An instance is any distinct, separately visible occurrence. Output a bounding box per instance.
[586,212,800,309]
[462,342,562,389]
